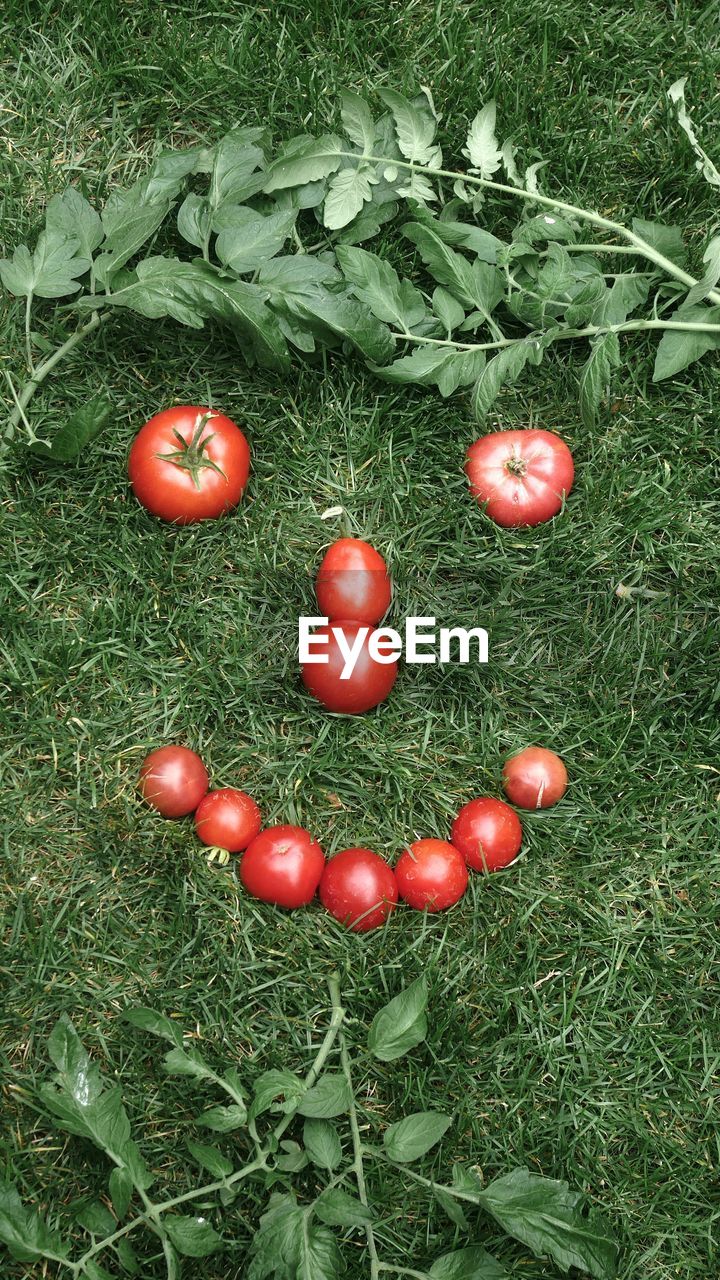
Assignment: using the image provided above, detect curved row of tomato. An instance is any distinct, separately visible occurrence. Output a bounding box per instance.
[138,742,567,931]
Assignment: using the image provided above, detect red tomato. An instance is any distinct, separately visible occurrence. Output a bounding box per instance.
[128,405,250,523]
[451,797,522,872]
[316,538,392,625]
[465,428,574,527]
[194,788,261,853]
[301,620,398,714]
[319,848,398,932]
[138,745,208,818]
[240,825,324,908]
[394,839,468,912]
[503,747,568,809]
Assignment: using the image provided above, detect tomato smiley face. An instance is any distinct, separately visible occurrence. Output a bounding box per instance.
[128,405,250,524]
[319,847,398,932]
[465,428,574,527]
[240,825,325,908]
[503,746,568,809]
[394,839,468,912]
[316,537,392,625]
[451,796,523,872]
[301,620,399,714]
[138,745,209,818]
[194,788,262,853]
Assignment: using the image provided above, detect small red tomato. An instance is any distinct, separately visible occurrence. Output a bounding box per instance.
[301,620,398,714]
[316,538,392,625]
[194,788,262,853]
[451,797,523,872]
[394,839,468,913]
[465,428,574,527]
[128,405,250,524]
[320,848,398,932]
[240,825,325,908]
[503,747,568,809]
[138,745,209,818]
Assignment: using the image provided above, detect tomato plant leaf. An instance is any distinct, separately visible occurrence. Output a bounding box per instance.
[195,1103,247,1132]
[164,1214,223,1258]
[335,198,398,246]
[46,187,105,259]
[479,1168,619,1279]
[336,245,426,329]
[123,1007,185,1048]
[324,165,376,230]
[315,1187,374,1228]
[402,221,503,314]
[429,1244,509,1278]
[652,303,720,380]
[668,77,720,188]
[85,1262,115,1280]
[74,1199,116,1236]
[29,394,112,462]
[0,1182,70,1264]
[213,205,297,272]
[263,134,343,191]
[0,229,90,299]
[185,1139,233,1179]
[464,103,502,178]
[433,286,466,333]
[108,1167,133,1220]
[631,217,687,268]
[433,1183,470,1230]
[340,89,376,154]
[250,1068,306,1119]
[372,345,486,397]
[591,274,650,326]
[686,233,720,304]
[208,127,268,209]
[303,1117,342,1169]
[368,976,428,1060]
[177,193,212,251]
[93,149,201,287]
[578,331,621,427]
[411,210,504,263]
[383,1111,453,1163]
[297,1223,344,1280]
[163,1047,215,1081]
[513,213,578,246]
[116,1238,139,1274]
[377,87,442,167]
[276,1139,309,1173]
[472,336,545,422]
[297,1073,351,1119]
[507,243,579,329]
[276,282,396,363]
[247,1193,306,1277]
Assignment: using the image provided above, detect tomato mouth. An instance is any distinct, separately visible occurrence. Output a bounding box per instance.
[504,455,527,478]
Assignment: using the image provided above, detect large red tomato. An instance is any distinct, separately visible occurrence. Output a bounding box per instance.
[138,745,208,818]
[240,825,324,908]
[503,747,568,809]
[194,788,261,852]
[465,428,574,527]
[301,620,398,714]
[319,848,398,932]
[451,797,522,872]
[394,839,468,912]
[316,538,391,625]
[128,405,250,523]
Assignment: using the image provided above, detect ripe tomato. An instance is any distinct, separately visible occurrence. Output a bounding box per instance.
[503,747,568,809]
[194,788,261,853]
[319,848,398,932]
[394,839,468,912]
[316,538,391,625]
[451,797,522,872]
[240,825,324,908]
[128,405,250,523]
[301,620,398,714]
[465,428,574,527]
[138,745,208,818]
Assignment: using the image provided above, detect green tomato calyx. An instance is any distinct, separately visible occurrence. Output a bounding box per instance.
[156,412,227,489]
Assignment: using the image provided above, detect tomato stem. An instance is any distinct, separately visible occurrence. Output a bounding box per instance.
[155,411,228,489]
[505,456,527,477]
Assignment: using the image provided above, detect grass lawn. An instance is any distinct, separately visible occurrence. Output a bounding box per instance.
[1,1,719,1277]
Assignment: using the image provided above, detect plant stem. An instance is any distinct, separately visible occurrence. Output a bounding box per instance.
[2,310,106,450]
[368,1146,483,1206]
[24,294,35,374]
[389,314,720,355]
[377,1267,429,1280]
[340,1030,381,1280]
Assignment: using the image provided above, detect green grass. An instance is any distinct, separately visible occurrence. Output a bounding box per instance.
[1,1,719,1277]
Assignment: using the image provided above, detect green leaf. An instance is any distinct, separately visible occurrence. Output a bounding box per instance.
[507,243,579,329]
[383,1111,452,1163]
[396,170,438,205]
[85,1262,115,1280]
[336,245,426,329]
[340,89,375,153]
[214,205,297,273]
[563,277,609,327]
[433,1184,470,1230]
[578,331,621,428]
[324,166,376,230]
[250,1067,306,1119]
[297,1072,351,1119]
[298,1224,344,1280]
[109,1167,133,1220]
[94,149,200,286]
[429,1244,509,1279]
[652,303,720,380]
[377,86,441,167]
[163,1046,214,1080]
[433,286,466,333]
[247,1193,306,1277]
[667,77,720,189]
[315,1187,374,1228]
[46,187,104,259]
[303,1117,342,1170]
[186,1138,233,1178]
[479,1168,619,1279]
[29,395,112,462]
[335,199,398,246]
[123,1007,184,1048]
[514,213,578,245]
[0,229,90,299]
[196,1103,247,1132]
[116,1238,139,1275]
[372,345,486,397]
[591,274,650,326]
[75,1199,116,1236]
[368,977,428,1061]
[276,1139,309,1173]
[472,337,545,422]
[402,221,504,314]
[165,1214,223,1258]
[82,257,290,372]
[465,103,502,178]
[208,127,268,208]
[277,282,395,363]
[177,193,212,250]
[631,217,687,267]
[413,212,504,264]
[686,233,720,304]
[0,1182,69,1264]
[263,134,343,191]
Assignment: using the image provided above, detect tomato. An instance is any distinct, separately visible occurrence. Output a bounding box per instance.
[194,788,261,853]
[240,825,324,908]
[394,839,468,912]
[128,405,250,523]
[138,745,208,818]
[451,797,522,872]
[465,428,574,527]
[319,848,398,932]
[503,746,568,809]
[301,620,398,714]
[316,538,391,625]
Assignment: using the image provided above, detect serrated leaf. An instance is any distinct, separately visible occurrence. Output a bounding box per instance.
[123,1007,184,1048]
[686,233,720,304]
[429,1244,509,1279]
[213,205,297,272]
[30,395,112,462]
[433,286,466,332]
[592,274,650,326]
[46,187,104,259]
[340,90,376,153]
[116,1238,139,1275]
[667,78,720,189]
[297,1073,351,1119]
[94,149,200,286]
[472,337,544,422]
[578,331,621,428]
[163,1047,214,1080]
[85,1262,115,1280]
[186,1138,233,1178]
[298,1223,344,1280]
[433,1183,470,1230]
[631,217,687,268]
[514,213,578,245]
[507,242,578,329]
[279,283,395,363]
[247,1193,306,1277]
[336,199,398,245]
[165,1214,223,1258]
[368,977,428,1060]
[75,1199,116,1236]
[0,1182,70,1264]
[0,230,90,299]
[250,1068,306,1119]
[411,212,504,264]
[177,193,212,250]
[336,245,426,328]
[396,170,438,204]
[525,160,549,194]
[208,127,268,208]
[371,345,487,397]
[276,1139,309,1172]
[402,221,504,315]
[383,1111,452,1163]
[315,1187,374,1228]
[303,1117,342,1170]
[479,1168,618,1279]
[377,86,441,167]
[324,166,376,230]
[264,134,343,192]
[109,1167,133,1220]
[564,277,610,328]
[196,1103,247,1132]
[465,103,502,178]
[652,303,720,381]
[501,138,521,185]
